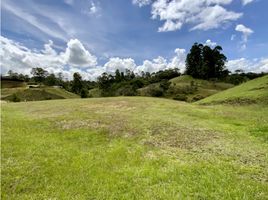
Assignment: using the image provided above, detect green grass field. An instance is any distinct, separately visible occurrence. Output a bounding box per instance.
[197,75,268,105]
[1,95,268,199]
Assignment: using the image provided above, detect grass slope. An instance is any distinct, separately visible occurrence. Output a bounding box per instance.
[138,75,233,101]
[1,87,79,101]
[197,75,268,105]
[1,97,268,199]
[169,75,233,100]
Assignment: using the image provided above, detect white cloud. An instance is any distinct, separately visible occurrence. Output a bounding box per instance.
[135,48,186,73]
[104,57,136,73]
[167,48,186,71]
[135,56,168,73]
[189,5,242,31]
[241,0,255,6]
[235,24,254,35]
[235,24,254,50]
[132,0,152,7]
[0,36,98,78]
[227,57,268,73]
[204,39,217,47]
[63,39,97,68]
[133,0,243,32]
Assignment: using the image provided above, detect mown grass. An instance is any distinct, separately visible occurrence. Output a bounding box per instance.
[197,75,268,105]
[1,97,268,199]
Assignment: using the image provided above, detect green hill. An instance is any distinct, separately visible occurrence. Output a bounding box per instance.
[197,75,268,105]
[1,86,79,102]
[138,75,233,101]
[2,97,267,199]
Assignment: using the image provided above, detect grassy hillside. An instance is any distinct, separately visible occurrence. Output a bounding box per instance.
[138,75,233,101]
[2,97,267,199]
[197,75,268,105]
[1,86,79,101]
[169,75,234,101]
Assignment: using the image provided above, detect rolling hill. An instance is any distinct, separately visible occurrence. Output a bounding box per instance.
[1,86,79,102]
[197,75,268,105]
[1,96,267,199]
[138,75,234,101]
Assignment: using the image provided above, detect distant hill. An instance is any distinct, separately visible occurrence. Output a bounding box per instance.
[197,75,268,105]
[1,77,26,88]
[1,86,79,102]
[138,75,234,102]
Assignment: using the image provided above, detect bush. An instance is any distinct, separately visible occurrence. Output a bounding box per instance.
[173,94,187,101]
[149,86,164,97]
[80,88,89,98]
[117,85,137,96]
[192,94,205,102]
[10,94,21,102]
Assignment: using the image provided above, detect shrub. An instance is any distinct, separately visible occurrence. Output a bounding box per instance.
[173,94,187,101]
[192,94,205,102]
[11,94,21,102]
[80,88,89,98]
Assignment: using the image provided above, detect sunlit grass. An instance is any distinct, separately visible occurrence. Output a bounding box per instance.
[1,97,268,199]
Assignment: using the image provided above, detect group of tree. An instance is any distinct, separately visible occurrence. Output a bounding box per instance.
[97,68,180,96]
[185,43,229,80]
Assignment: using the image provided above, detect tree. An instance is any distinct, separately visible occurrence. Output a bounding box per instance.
[186,43,228,80]
[31,67,48,83]
[186,43,203,78]
[115,69,122,82]
[45,73,57,86]
[71,72,83,95]
[80,88,89,98]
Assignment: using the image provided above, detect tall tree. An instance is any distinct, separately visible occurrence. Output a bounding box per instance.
[31,67,48,83]
[71,72,83,95]
[185,43,203,78]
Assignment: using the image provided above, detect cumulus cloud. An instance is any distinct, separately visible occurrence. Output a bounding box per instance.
[135,48,186,73]
[167,48,186,71]
[227,58,268,73]
[63,39,97,67]
[104,57,136,73]
[133,0,243,32]
[0,36,98,78]
[135,56,168,73]
[235,24,254,50]
[204,39,217,47]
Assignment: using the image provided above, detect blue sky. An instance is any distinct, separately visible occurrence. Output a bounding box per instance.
[1,0,268,79]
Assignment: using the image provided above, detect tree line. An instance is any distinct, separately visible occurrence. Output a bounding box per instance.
[3,43,267,98]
